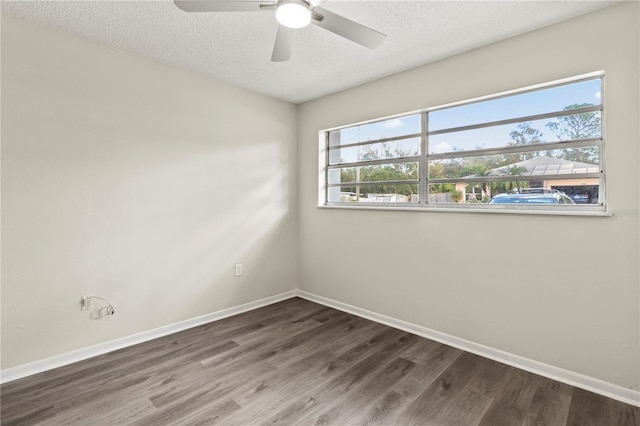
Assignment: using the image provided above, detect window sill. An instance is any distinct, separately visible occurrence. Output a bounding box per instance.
[318,204,612,217]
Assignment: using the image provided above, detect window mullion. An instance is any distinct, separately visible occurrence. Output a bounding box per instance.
[324,131,330,206]
[427,138,602,161]
[428,105,602,136]
[327,155,420,169]
[428,172,601,185]
[328,179,419,188]
[420,112,428,205]
[327,133,421,151]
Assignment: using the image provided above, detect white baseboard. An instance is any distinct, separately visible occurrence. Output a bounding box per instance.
[295,290,640,407]
[0,290,297,384]
[3,288,638,408]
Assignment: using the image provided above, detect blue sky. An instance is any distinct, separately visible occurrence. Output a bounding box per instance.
[332,78,602,162]
[429,79,601,130]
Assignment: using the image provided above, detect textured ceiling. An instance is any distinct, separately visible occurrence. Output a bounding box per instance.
[1,0,618,104]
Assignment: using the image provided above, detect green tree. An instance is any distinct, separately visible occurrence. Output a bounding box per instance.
[461,163,494,202]
[428,162,457,195]
[546,103,601,140]
[508,122,544,161]
[493,166,529,194]
[341,142,419,198]
[546,103,600,163]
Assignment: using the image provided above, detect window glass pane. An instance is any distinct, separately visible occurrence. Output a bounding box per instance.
[323,74,605,211]
[329,162,419,184]
[429,78,602,131]
[427,184,465,203]
[328,114,420,147]
[428,148,600,180]
[429,112,601,154]
[428,183,600,205]
[328,138,420,165]
[333,185,419,203]
[550,184,600,204]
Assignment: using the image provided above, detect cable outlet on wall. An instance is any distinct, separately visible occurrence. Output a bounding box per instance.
[81,295,94,310]
[234,263,243,277]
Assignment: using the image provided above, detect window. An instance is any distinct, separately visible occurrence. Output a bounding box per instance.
[321,73,606,213]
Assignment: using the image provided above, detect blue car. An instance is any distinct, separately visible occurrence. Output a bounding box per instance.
[488,190,576,205]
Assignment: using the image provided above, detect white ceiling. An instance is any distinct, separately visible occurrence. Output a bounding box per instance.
[1,0,617,104]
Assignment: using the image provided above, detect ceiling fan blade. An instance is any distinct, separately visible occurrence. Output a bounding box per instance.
[174,0,275,13]
[311,6,386,49]
[271,25,296,62]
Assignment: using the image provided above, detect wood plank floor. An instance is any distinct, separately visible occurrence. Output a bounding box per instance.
[1,297,638,425]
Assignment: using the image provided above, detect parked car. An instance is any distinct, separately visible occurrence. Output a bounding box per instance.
[569,193,590,204]
[488,189,576,205]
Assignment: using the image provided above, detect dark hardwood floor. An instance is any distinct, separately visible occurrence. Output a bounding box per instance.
[1,297,638,425]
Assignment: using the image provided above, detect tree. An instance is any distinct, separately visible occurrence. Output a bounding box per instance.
[493,166,529,194]
[507,122,544,161]
[546,103,601,140]
[428,162,457,195]
[340,142,419,198]
[450,189,464,203]
[461,163,494,202]
[510,122,543,145]
[545,103,600,163]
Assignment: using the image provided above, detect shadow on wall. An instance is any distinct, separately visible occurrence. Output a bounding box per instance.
[84,141,290,321]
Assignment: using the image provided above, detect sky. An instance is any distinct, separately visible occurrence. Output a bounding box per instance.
[331,78,602,163]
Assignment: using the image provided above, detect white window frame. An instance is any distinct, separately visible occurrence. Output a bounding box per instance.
[319,72,608,216]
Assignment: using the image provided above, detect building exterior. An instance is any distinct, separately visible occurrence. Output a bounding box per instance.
[456,157,600,203]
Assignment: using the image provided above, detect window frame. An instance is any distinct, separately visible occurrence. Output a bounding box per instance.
[319,72,607,215]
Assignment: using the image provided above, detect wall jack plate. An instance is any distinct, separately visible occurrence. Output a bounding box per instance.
[81,295,94,311]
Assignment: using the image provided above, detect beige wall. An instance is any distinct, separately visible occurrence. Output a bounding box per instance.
[1,16,298,369]
[298,2,639,391]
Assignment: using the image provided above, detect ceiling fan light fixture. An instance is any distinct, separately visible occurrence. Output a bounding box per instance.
[276,0,311,29]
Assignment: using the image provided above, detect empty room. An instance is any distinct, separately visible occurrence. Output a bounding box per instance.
[1,0,638,424]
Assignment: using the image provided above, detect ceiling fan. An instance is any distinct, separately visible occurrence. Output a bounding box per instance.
[173,0,387,62]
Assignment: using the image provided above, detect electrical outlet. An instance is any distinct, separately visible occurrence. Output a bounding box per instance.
[234,264,243,277]
[81,295,94,310]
